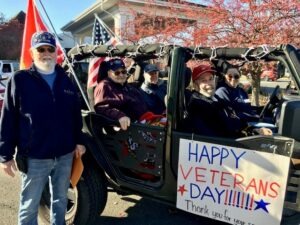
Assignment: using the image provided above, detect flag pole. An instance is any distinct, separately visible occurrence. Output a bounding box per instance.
[37,0,60,40]
[37,0,92,111]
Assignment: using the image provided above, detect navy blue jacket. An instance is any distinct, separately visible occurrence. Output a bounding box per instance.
[215,82,258,122]
[140,80,167,115]
[0,65,83,162]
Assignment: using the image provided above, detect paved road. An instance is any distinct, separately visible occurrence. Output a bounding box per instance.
[1,170,299,225]
[0,169,216,225]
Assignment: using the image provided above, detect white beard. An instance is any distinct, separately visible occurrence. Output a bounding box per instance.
[35,58,55,74]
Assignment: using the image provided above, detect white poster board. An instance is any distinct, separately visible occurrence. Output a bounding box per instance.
[176,138,290,225]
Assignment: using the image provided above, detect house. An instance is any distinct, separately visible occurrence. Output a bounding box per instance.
[61,0,206,45]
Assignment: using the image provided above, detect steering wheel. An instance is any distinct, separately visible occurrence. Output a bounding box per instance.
[259,85,280,121]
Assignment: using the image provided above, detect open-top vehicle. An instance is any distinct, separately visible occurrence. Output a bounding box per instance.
[39,44,300,225]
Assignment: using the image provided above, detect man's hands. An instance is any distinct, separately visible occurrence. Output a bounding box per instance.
[1,159,17,177]
[118,116,131,130]
[255,127,273,136]
[1,146,86,177]
[74,144,86,158]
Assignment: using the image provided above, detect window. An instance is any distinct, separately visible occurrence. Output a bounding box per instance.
[2,64,12,73]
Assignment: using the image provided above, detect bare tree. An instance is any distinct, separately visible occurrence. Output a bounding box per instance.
[0,12,6,24]
[0,18,24,60]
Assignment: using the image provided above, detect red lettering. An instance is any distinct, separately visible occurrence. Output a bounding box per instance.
[233,173,245,191]
[210,169,219,185]
[245,178,258,194]
[268,182,280,198]
[258,180,268,196]
[180,164,193,180]
[195,167,207,182]
[220,172,231,187]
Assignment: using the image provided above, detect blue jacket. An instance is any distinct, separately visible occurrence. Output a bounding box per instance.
[140,80,167,114]
[0,65,83,162]
[215,82,258,122]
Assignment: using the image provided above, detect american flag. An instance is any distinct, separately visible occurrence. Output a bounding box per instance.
[87,17,117,88]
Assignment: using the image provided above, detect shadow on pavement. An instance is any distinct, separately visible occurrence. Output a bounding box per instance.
[93,194,300,225]
[93,195,229,225]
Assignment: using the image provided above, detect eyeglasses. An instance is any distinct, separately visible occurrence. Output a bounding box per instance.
[36,46,56,53]
[228,74,240,80]
[113,69,127,76]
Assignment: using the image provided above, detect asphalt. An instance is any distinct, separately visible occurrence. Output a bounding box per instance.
[0,170,299,225]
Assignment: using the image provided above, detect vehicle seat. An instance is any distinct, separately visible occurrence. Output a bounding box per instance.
[183,67,192,119]
[127,61,146,88]
[178,67,192,131]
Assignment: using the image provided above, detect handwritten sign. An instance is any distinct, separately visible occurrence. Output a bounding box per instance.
[176,139,290,225]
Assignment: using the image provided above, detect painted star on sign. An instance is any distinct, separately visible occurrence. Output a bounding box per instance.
[254,199,270,213]
[178,184,187,196]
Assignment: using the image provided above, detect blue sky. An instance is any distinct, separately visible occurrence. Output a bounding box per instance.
[0,0,205,33]
[0,0,96,32]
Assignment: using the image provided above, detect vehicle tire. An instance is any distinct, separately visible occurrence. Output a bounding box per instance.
[38,165,108,225]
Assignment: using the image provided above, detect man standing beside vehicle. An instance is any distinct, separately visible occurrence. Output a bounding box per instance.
[0,31,86,225]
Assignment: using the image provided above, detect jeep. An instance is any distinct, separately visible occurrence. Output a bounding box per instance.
[38,44,300,225]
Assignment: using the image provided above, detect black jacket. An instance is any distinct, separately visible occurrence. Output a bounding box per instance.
[0,65,83,162]
[187,91,246,138]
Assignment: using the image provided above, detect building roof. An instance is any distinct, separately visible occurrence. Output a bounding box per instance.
[61,0,206,33]
[11,11,26,24]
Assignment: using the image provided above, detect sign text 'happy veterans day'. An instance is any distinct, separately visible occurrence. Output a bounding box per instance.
[176,139,290,225]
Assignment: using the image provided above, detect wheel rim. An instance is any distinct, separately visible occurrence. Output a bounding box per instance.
[65,186,79,221]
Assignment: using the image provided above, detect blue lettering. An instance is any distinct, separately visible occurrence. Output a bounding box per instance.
[220,148,229,165]
[199,145,210,164]
[190,183,201,198]
[211,146,221,164]
[215,188,225,204]
[230,149,246,168]
[188,142,198,162]
[201,186,216,203]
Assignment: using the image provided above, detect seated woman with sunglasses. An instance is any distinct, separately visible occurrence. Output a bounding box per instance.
[94,58,148,130]
[215,66,259,123]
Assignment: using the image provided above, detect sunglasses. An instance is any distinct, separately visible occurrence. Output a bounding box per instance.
[113,69,127,76]
[36,46,56,53]
[228,74,240,80]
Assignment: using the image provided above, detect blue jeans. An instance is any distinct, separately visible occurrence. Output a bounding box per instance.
[18,152,73,225]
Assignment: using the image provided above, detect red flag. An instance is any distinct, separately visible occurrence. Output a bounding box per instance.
[87,17,119,88]
[20,0,64,70]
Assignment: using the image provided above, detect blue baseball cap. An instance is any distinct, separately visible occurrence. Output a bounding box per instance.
[108,58,125,71]
[31,31,56,49]
[225,67,240,76]
[144,64,159,73]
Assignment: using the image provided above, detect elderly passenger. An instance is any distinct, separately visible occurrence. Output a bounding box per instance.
[187,65,272,137]
[140,64,167,114]
[94,58,148,130]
